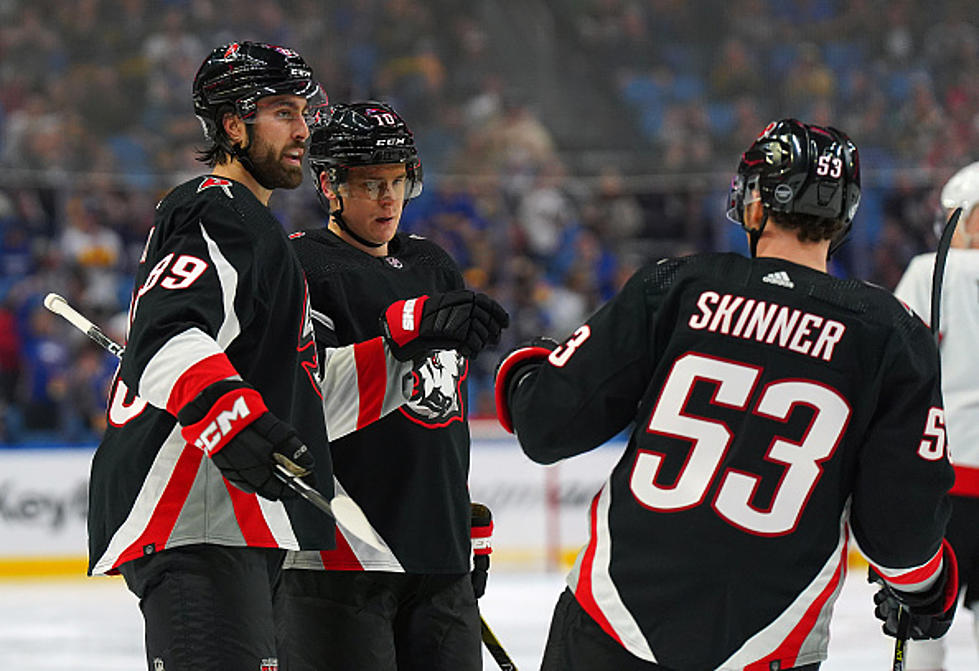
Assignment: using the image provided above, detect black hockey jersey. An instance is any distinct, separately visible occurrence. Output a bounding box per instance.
[504,253,954,670]
[88,176,335,575]
[285,229,472,574]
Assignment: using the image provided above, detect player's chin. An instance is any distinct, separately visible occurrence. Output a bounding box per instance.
[278,163,305,189]
[373,216,399,236]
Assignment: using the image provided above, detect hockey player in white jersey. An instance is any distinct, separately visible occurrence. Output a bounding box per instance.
[895,160,979,671]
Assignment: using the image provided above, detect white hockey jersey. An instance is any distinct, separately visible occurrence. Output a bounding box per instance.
[895,249,979,497]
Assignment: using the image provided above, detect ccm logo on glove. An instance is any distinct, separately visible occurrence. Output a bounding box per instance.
[181,386,267,454]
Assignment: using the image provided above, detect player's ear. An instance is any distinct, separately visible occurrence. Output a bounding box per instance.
[319,172,339,202]
[743,191,765,231]
[222,111,247,149]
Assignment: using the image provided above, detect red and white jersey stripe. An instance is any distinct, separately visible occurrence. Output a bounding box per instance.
[320,336,413,441]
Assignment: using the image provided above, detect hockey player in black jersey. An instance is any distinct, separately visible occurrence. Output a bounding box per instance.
[89,42,337,671]
[276,101,509,670]
[496,119,958,670]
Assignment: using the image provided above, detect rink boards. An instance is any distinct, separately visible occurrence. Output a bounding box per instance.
[0,427,622,576]
[0,424,870,577]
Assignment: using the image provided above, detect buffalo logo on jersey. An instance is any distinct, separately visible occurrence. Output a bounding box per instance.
[401,350,467,427]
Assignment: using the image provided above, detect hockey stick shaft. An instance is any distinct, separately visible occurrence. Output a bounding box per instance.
[481,615,518,670]
[42,292,345,523]
[43,293,125,358]
[929,207,961,343]
[891,207,964,671]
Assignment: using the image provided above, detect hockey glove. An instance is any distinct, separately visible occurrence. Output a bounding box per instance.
[177,379,315,501]
[493,337,559,433]
[381,290,510,362]
[868,540,959,640]
[471,502,494,599]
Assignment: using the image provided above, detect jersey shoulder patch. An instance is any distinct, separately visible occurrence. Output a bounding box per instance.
[196,176,235,197]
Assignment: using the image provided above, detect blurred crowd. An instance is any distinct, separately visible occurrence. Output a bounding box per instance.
[0,0,976,443]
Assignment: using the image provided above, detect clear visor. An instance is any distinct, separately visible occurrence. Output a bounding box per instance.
[246,84,329,128]
[339,173,409,201]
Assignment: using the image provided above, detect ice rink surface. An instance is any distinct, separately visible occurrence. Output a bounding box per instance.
[2,570,976,670]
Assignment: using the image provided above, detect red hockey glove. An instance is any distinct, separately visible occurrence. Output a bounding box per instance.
[493,337,559,433]
[868,539,959,640]
[177,380,315,500]
[381,290,509,362]
[471,502,494,599]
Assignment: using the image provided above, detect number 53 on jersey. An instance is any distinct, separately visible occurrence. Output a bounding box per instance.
[629,352,946,536]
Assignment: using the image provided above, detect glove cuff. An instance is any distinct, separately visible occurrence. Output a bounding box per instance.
[876,539,960,615]
[179,382,268,455]
[471,501,493,556]
[935,538,959,614]
[494,345,552,433]
[382,296,429,347]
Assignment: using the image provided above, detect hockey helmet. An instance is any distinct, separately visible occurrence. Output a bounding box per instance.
[727,118,861,248]
[192,41,328,144]
[308,101,423,203]
[932,160,979,243]
[940,161,979,215]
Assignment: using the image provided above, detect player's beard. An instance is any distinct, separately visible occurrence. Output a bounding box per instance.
[247,137,304,190]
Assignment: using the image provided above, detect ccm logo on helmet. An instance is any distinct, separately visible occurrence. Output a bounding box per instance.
[376,138,407,146]
[195,395,253,453]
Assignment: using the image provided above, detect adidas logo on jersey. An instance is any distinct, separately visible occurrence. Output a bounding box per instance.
[762,271,795,288]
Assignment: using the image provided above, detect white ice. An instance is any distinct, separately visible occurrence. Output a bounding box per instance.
[0,571,975,670]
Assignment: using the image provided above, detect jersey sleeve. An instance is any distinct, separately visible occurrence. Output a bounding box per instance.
[124,201,258,416]
[850,321,954,592]
[893,254,933,327]
[319,337,412,440]
[508,266,660,463]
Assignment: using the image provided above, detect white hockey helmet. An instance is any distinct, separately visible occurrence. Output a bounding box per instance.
[940,161,979,216]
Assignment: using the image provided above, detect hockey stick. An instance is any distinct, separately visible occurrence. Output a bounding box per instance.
[44,293,125,358]
[929,206,962,343]
[890,206,964,671]
[43,292,385,552]
[481,615,518,670]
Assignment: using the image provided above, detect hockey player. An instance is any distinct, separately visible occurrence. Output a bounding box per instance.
[275,101,509,670]
[90,42,353,671]
[495,119,958,670]
[894,160,979,671]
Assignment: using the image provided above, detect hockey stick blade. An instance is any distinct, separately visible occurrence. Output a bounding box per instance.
[44,292,125,358]
[274,464,386,552]
[44,292,387,551]
[481,615,518,670]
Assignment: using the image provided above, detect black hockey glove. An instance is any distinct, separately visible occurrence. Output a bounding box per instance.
[867,540,959,640]
[381,290,510,362]
[471,502,494,599]
[493,337,559,433]
[177,380,315,501]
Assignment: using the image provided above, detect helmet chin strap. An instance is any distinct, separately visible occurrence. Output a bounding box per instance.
[327,191,385,249]
[745,209,769,258]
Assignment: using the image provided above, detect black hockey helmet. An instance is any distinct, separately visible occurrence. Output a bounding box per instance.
[727,118,861,255]
[308,101,423,203]
[192,41,328,146]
